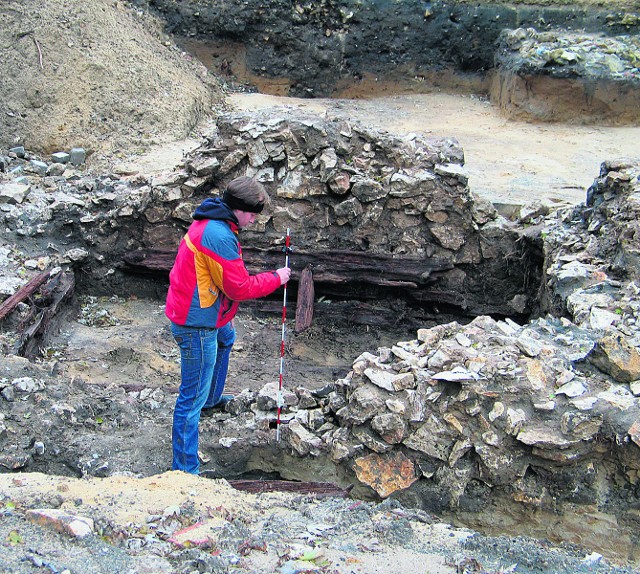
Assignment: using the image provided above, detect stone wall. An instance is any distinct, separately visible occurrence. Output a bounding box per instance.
[147,109,539,316]
[0,111,540,316]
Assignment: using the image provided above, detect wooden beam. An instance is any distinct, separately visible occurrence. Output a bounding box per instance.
[122,247,452,288]
[247,298,428,329]
[15,272,75,357]
[0,270,53,321]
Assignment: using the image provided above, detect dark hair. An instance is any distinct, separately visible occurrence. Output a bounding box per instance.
[222,176,270,213]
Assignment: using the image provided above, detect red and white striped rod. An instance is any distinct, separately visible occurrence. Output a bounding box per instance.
[276,228,291,442]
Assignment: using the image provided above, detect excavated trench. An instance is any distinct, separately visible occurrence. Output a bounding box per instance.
[155,0,640,124]
[27,255,639,568]
[3,1,640,567]
[8,185,632,566]
[4,124,638,568]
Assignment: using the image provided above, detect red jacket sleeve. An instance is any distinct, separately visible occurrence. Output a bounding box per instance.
[200,225,281,302]
[218,257,281,301]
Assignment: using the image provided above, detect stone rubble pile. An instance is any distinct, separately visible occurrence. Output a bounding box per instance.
[139,0,640,102]
[217,310,639,501]
[543,159,640,349]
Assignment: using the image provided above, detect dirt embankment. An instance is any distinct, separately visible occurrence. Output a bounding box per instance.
[0,0,220,160]
[147,0,640,99]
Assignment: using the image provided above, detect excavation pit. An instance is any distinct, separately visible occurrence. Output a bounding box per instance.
[2,126,640,569]
[2,0,640,571]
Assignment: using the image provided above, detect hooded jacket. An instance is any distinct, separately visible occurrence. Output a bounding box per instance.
[165,198,281,328]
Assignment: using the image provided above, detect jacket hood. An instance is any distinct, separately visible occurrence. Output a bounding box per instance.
[193,197,238,224]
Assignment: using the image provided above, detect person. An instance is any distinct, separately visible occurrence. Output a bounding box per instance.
[165,176,291,474]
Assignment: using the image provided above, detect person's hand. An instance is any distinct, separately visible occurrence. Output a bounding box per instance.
[276,267,291,285]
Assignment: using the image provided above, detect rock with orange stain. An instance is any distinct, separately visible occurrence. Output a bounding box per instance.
[353,451,417,498]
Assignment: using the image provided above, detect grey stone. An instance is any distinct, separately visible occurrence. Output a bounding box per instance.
[342,385,385,425]
[403,414,453,461]
[1,386,16,402]
[516,426,581,449]
[28,160,48,175]
[352,426,393,453]
[431,367,479,382]
[488,402,505,422]
[434,163,468,184]
[0,276,24,297]
[555,380,587,398]
[70,148,86,166]
[0,182,31,204]
[63,248,89,262]
[46,163,66,176]
[247,138,270,167]
[370,412,406,444]
[219,149,247,173]
[516,333,543,357]
[561,411,603,440]
[12,377,44,393]
[284,419,323,456]
[350,176,388,202]
[189,155,219,176]
[327,172,351,195]
[51,152,71,164]
[9,146,25,157]
[430,222,466,250]
[333,197,362,222]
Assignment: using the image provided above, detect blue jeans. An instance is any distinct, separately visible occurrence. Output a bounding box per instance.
[170,322,236,474]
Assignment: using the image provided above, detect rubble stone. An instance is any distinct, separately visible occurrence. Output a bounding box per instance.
[353,451,418,498]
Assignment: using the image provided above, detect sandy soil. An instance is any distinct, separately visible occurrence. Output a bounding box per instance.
[0,0,219,158]
[0,470,471,574]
